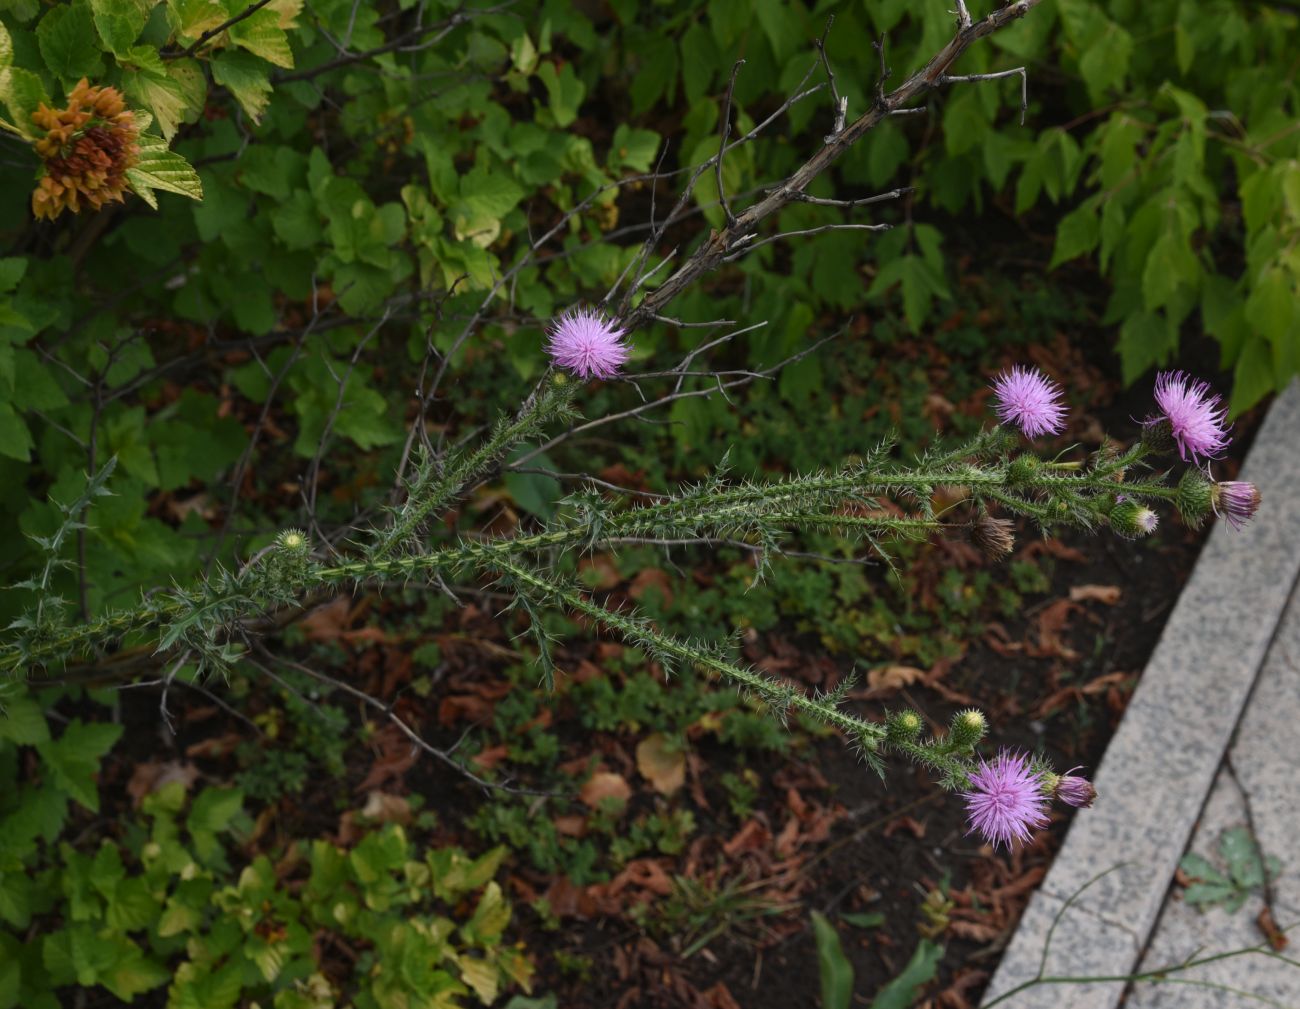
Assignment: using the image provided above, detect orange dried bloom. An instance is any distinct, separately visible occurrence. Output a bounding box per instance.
[30,79,140,221]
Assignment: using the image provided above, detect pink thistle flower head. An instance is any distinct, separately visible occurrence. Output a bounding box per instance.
[1148,371,1230,463]
[991,366,1067,438]
[546,307,630,380]
[1212,480,1261,530]
[1051,768,1097,809]
[962,749,1050,849]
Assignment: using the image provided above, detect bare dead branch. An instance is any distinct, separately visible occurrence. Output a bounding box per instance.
[815,16,847,141]
[717,61,745,227]
[615,0,1044,334]
[939,67,1029,124]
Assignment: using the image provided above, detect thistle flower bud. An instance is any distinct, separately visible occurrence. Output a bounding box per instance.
[971,515,1015,561]
[1043,767,1096,808]
[948,708,986,749]
[276,528,309,554]
[1005,455,1039,486]
[1109,498,1158,539]
[1212,481,1261,530]
[1175,469,1214,529]
[886,709,924,744]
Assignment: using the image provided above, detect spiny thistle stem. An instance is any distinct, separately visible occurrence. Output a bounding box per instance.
[485,553,887,745]
[371,375,578,561]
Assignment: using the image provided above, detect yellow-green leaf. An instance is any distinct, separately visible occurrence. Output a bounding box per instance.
[125,133,204,208]
[229,8,293,68]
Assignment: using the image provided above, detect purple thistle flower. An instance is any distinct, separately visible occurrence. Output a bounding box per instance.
[1212,480,1261,530]
[1148,371,1230,464]
[962,749,1051,849]
[546,307,630,380]
[1052,768,1097,809]
[990,366,1067,438]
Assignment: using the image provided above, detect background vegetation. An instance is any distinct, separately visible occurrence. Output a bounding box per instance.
[1,0,1296,1006]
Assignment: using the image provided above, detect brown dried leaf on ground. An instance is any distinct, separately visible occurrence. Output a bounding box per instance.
[580,771,632,810]
[354,724,419,793]
[127,760,199,807]
[338,791,411,844]
[636,733,686,796]
[868,664,926,692]
[1037,599,1083,659]
[1069,584,1122,605]
[1033,670,1131,718]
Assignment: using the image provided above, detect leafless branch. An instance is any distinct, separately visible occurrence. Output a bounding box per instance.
[716,61,745,227]
[815,16,847,141]
[939,66,1029,124]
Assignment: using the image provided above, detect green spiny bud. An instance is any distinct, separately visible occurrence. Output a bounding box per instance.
[886,709,924,744]
[1109,498,1158,539]
[948,708,986,749]
[276,528,309,554]
[1175,468,1213,529]
[1005,455,1039,486]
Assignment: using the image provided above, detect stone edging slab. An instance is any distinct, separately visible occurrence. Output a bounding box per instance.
[983,380,1300,1008]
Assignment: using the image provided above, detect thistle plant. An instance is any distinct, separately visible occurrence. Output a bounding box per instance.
[0,351,1261,846]
[0,0,1267,853]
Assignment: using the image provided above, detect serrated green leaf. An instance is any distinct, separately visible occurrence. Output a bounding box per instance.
[0,691,49,744]
[125,133,203,207]
[0,66,51,138]
[229,7,293,68]
[90,0,154,56]
[37,2,103,83]
[166,0,227,38]
[0,401,32,462]
[122,60,200,140]
[811,911,853,1009]
[35,720,124,811]
[210,48,272,121]
[1051,202,1100,268]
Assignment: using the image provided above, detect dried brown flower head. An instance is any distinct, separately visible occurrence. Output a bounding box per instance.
[30,79,140,221]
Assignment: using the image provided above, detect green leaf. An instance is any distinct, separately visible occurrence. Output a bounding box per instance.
[0,401,32,462]
[1244,267,1295,348]
[99,943,169,1001]
[537,60,585,127]
[840,911,885,929]
[0,21,12,68]
[1220,827,1266,889]
[0,67,52,138]
[37,2,104,83]
[811,911,853,1009]
[1231,336,1277,415]
[166,0,229,39]
[609,124,660,174]
[1051,202,1100,268]
[504,446,561,519]
[229,7,294,68]
[125,133,204,207]
[90,0,153,55]
[210,48,272,121]
[0,692,49,744]
[870,939,943,1009]
[36,720,123,812]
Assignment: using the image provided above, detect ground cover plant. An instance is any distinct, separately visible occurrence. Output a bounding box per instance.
[0,0,1293,1005]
